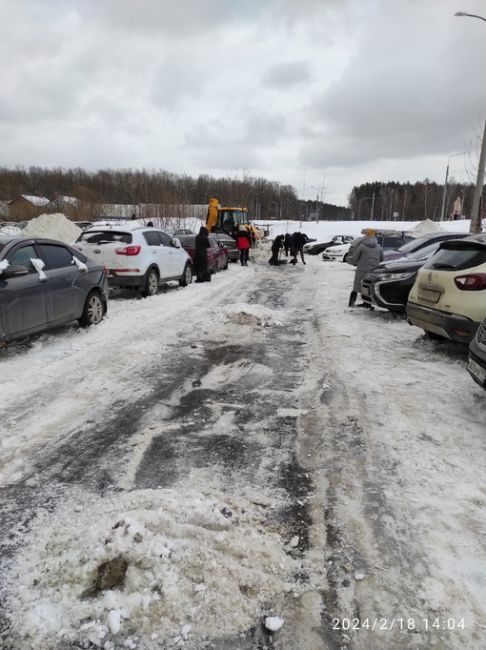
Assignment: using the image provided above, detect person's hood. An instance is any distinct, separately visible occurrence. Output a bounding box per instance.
[363,236,378,247]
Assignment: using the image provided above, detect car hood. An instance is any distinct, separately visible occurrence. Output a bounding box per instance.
[370,257,426,274]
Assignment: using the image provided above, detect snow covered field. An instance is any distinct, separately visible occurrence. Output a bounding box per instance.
[1,238,485,650]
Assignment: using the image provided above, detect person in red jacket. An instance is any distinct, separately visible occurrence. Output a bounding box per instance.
[235,226,251,266]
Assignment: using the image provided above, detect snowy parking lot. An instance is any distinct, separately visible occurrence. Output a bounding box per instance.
[1,246,485,650]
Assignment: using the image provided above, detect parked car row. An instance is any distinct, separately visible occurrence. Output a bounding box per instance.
[322,230,414,262]
[0,223,233,344]
[351,231,486,392]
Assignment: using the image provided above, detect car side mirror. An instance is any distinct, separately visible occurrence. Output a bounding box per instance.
[2,264,29,278]
[173,237,181,248]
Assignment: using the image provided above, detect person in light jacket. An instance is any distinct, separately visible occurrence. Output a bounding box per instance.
[349,228,383,306]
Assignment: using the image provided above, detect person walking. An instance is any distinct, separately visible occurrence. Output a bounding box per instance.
[290,232,306,265]
[194,226,211,282]
[269,235,285,265]
[349,228,383,306]
[235,226,251,266]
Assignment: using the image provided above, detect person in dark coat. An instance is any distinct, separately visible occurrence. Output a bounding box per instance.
[269,235,285,265]
[349,228,383,306]
[283,233,293,257]
[290,232,306,265]
[235,226,251,266]
[194,226,211,282]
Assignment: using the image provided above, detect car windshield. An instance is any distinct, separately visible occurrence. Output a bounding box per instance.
[78,230,132,244]
[425,245,486,271]
[407,241,441,260]
[396,237,424,254]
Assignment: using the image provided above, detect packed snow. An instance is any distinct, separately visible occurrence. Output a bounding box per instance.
[1,223,485,650]
[3,488,299,648]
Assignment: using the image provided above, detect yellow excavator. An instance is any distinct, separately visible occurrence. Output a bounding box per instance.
[206,197,262,240]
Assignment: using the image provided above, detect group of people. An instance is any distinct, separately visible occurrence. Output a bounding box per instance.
[269,231,310,266]
[193,225,253,283]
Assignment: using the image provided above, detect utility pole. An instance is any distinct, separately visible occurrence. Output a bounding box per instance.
[470,119,486,233]
[370,191,376,220]
[440,164,449,221]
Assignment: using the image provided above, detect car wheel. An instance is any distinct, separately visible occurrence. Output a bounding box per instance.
[79,291,105,327]
[179,263,193,287]
[141,268,159,297]
[424,330,444,341]
[343,253,349,263]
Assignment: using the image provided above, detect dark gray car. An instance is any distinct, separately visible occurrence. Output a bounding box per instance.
[0,236,109,343]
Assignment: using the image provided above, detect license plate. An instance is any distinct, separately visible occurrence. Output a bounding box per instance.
[468,358,486,385]
[418,288,441,304]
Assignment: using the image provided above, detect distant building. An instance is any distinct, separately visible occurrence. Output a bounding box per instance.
[48,195,80,219]
[8,194,50,221]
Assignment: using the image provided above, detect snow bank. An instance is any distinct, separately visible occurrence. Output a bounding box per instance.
[22,213,81,243]
[254,219,472,241]
[3,488,299,649]
[225,303,286,327]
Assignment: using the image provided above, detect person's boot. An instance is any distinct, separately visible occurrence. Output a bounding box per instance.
[348,291,357,307]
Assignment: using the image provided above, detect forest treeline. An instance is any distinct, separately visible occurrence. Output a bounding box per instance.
[1,166,479,221]
[0,166,348,221]
[349,180,480,221]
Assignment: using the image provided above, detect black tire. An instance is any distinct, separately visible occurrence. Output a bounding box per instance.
[424,330,444,341]
[179,263,193,287]
[140,267,159,297]
[79,291,105,327]
[343,253,349,263]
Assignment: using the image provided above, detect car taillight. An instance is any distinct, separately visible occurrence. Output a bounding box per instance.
[115,245,141,256]
[454,273,486,291]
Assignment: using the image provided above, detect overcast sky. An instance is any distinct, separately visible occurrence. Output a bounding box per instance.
[1,0,486,205]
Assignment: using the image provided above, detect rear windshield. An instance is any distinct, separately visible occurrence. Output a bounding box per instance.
[424,245,486,271]
[178,235,196,246]
[77,230,132,244]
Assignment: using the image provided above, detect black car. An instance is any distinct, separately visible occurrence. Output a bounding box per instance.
[0,236,108,343]
[468,318,486,390]
[383,231,466,261]
[361,235,469,313]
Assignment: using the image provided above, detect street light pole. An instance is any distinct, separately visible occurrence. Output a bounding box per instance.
[455,11,486,22]
[454,10,486,232]
[470,119,486,233]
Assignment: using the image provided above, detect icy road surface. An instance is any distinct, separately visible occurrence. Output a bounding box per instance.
[0,247,485,650]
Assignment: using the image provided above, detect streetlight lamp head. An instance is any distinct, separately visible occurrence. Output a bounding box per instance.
[454,11,466,16]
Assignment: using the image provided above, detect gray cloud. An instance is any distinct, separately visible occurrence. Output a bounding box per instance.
[1,0,486,205]
[263,61,311,89]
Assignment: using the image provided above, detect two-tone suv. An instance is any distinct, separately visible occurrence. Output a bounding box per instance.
[407,234,486,343]
[75,225,192,297]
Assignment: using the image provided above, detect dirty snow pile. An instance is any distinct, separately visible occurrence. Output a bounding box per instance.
[22,213,81,243]
[225,303,286,327]
[3,488,299,649]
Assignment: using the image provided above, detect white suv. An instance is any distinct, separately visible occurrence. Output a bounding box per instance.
[75,225,193,296]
